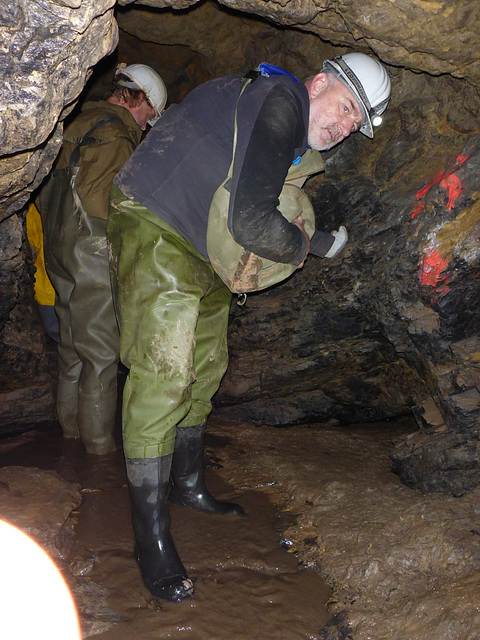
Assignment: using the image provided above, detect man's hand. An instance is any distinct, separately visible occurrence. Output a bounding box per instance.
[292,215,310,268]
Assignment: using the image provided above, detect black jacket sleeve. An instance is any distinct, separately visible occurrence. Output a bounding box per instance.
[310,229,335,257]
[228,82,308,265]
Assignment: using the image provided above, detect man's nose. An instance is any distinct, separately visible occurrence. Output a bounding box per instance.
[340,118,353,138]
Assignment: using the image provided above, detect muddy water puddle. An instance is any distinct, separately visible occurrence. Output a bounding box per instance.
[1,426,330,639]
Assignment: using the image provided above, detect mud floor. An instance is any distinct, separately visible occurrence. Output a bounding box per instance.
[207,416,480,640]
[0,423,330,639]
[1,413,479,639]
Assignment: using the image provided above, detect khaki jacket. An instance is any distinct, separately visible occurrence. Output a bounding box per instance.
[57,100,142,219]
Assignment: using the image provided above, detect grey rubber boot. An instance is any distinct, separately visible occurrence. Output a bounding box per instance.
[56,377,80,438]
[170,423,245,515]
[126,455,194,602]
[78,391,117,455]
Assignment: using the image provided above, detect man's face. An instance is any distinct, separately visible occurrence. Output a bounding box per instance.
[306,73,364,151]
[130,99,157,131]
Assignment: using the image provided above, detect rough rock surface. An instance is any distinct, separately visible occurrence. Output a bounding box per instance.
[0,0,117,219]
[116,1,334,80]
[0,465,81,563]
[215,116,480,494]
[119,0,480,87]
[0,213,54,433]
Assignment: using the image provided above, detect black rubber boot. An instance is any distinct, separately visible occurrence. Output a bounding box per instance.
[170,424,245,515]
[126,455,194,602]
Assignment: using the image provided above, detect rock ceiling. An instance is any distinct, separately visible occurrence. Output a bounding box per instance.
[119,0,480,82]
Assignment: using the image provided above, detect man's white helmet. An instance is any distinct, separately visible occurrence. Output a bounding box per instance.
[115,63,167,126]
[323,53,391,138]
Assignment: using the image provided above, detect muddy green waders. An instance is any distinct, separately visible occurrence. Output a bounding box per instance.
[109,187,245,601]
[108,185,232,459]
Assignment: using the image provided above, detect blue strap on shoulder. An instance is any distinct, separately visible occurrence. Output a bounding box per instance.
[258,63,299,83]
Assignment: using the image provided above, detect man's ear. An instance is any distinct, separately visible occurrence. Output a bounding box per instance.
[307,72,328,99]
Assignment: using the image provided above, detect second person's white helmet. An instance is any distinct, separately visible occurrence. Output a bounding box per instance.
[115,63,168,126]
[323,53,391,138]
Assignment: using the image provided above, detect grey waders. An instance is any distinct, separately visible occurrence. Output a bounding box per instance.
[40,118,122,455]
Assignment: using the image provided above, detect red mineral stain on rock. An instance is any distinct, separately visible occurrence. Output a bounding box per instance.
[419,248,449,287]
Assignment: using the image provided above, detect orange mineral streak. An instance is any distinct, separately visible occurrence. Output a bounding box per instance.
[411,153,470,218]
[440,173,463,211]
[419,248,450,287]
[411,201,425,218]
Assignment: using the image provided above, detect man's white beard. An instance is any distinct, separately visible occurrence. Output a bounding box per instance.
[308,134,337,152]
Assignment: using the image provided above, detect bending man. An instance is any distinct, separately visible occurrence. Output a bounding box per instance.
[108,52,391,600]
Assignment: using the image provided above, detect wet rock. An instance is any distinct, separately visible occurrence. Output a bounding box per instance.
[319,612,353,640]
[391,426,480,496]
[119,0,480,85]
[116,1,333,79]
[0,213,54,432]
[0,466,81,564]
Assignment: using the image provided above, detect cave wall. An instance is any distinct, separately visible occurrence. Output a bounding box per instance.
[119,0,480,87]
[0,0,118,219]
[0,214,54,434]
[216,81,480,492]
[1,0,479,493]
[0,0,119,433]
